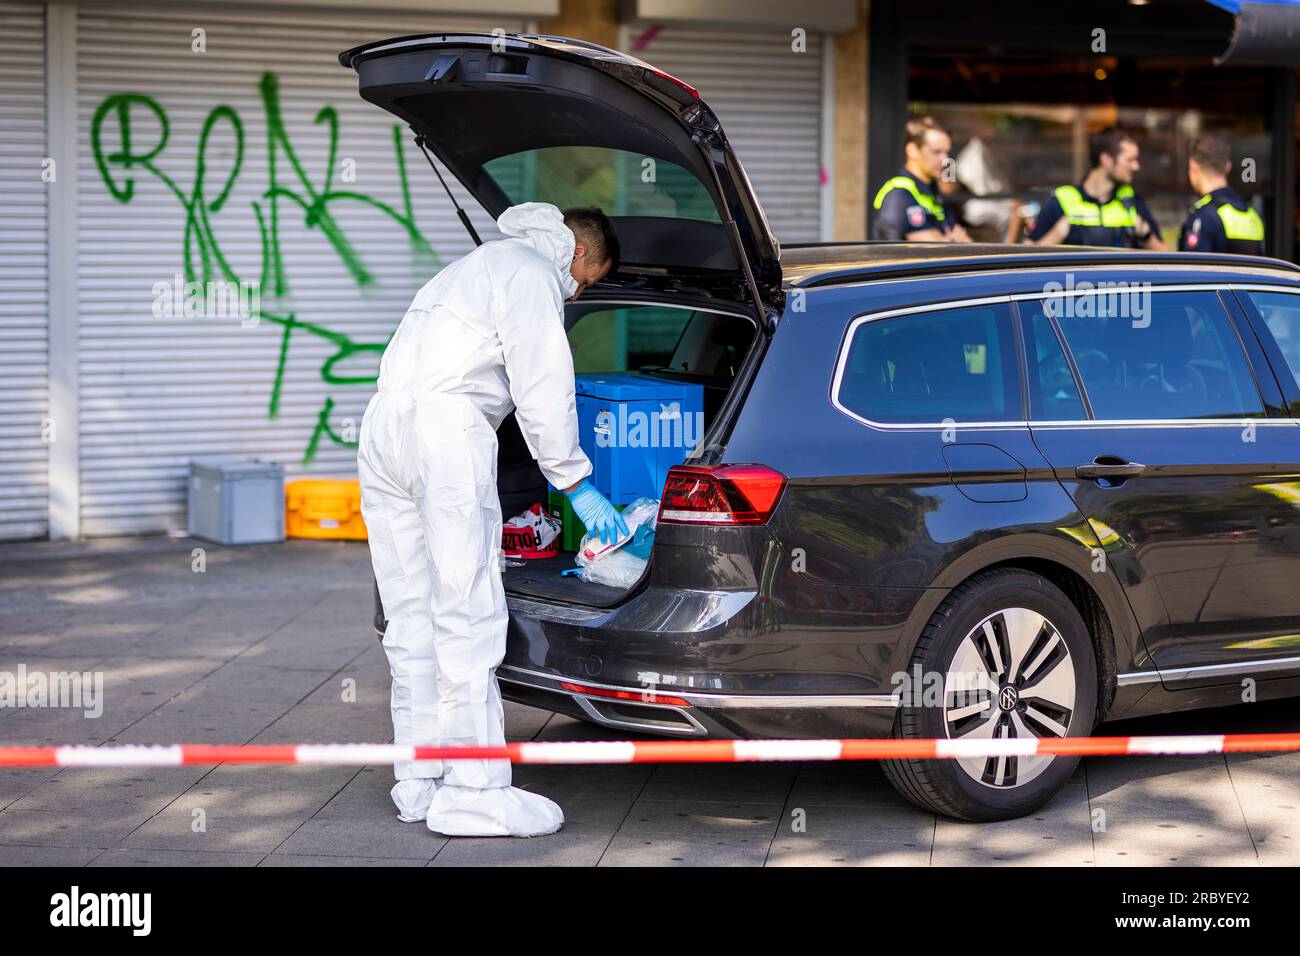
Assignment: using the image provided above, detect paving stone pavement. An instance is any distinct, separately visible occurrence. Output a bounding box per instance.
[1,535,1296,867]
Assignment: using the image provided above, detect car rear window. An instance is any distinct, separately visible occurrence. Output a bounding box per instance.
[566,304,752,379]
[835,302,1020,424]
[483,146,721,222]
[1021,290,1264,421]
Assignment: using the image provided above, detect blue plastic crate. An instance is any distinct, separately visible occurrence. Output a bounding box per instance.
[188,456,285,545]
[559,373,704,506]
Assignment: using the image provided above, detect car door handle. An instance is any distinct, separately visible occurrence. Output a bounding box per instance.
[1075,457,1146,480]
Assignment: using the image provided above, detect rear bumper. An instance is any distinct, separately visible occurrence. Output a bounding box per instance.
[498,663,898,738]
[500,588,900,740]
[375,576,912,739]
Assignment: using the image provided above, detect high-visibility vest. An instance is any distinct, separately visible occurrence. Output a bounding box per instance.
[1054,184,1139,229]
[1191,193,1265,242]
[873,175,947,222]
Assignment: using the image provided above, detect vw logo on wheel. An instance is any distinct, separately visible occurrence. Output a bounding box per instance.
[998,684,1019,712]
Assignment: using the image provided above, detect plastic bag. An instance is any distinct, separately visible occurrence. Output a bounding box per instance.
[579,548,649,588]
[575,496,658,587]
[575,497,659,567]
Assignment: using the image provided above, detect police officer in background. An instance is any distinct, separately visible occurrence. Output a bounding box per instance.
[1178,133,1265,255]
[871,116,972,242]
[1027,126,1166,249]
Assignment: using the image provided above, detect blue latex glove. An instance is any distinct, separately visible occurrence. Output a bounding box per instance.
[564,479,630,545]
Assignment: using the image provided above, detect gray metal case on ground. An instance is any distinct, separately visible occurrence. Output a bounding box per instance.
[188,457,285,544]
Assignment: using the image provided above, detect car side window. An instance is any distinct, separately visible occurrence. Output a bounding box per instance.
[1021,290,1264,420]
[1021,309,1087,421]
[1243,290,1300,394]
[836,302,1020,424]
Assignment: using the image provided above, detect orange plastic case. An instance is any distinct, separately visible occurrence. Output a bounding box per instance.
[285,478,368,540]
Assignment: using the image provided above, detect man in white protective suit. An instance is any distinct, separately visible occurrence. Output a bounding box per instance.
[358,203,630,837]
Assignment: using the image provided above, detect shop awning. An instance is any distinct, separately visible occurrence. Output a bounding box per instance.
[1206,0,1300,66]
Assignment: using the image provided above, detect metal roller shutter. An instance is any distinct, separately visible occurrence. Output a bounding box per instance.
[76,5,520,535]
[629,25,825,243]
[0,1,48,541]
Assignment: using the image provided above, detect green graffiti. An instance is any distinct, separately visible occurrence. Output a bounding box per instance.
[91,73,440,465]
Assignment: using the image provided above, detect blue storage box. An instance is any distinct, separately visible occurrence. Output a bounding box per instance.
[561,373,705,505]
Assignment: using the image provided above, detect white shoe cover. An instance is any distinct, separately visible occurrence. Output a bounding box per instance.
[425,785,564,837]
[392,778,439,823]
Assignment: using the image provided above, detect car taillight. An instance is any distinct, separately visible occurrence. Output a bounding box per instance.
[658,464,786,525]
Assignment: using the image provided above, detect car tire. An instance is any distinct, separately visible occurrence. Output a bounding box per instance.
[881,568,1098,822]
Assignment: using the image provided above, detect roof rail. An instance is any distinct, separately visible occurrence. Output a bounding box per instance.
[791,249,1300,288]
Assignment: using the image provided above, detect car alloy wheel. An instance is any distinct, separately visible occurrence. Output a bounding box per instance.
[944,607,1076,788]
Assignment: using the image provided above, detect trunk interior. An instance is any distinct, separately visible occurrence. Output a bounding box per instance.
[498,297,758,607]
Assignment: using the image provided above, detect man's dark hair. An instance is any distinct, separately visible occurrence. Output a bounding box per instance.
[563,206,620,273]
[1189,133,1232,175]
[904,115,947,149]
[1090,126,1136,168]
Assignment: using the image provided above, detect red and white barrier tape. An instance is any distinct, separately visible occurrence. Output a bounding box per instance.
[2,733,1300,768]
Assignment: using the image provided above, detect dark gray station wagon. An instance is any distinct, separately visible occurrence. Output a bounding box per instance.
[347,32,1300,820]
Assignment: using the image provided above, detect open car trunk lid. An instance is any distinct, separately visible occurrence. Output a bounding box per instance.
[339,32,781,321]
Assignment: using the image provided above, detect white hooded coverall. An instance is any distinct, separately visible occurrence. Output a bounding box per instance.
[357,203,592,836]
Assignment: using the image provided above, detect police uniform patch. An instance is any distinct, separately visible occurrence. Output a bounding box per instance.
[907,206,926,228]
[1186,217,1201,249]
